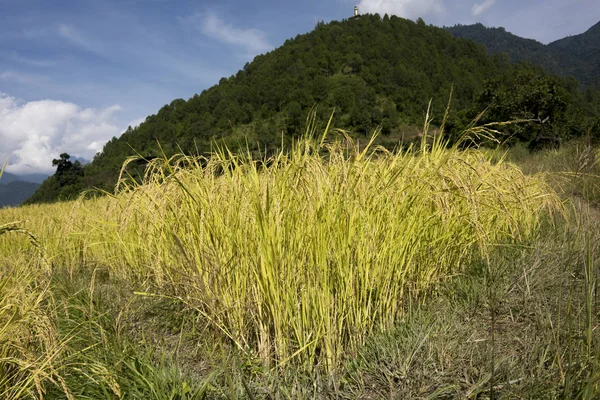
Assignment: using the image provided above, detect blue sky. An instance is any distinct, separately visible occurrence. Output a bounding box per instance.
[1,0,599,174]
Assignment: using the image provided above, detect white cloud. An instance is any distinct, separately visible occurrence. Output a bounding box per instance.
[0,93,122,174]
[357,0,445,19]
[471,0,496,17]
[181,12,273,55]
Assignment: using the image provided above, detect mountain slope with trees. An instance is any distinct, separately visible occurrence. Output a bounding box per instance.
[0,172,46,207]
[445,23,599,87]
[548,21,600,83]
[27,14,600,204]
[24,154,84,205]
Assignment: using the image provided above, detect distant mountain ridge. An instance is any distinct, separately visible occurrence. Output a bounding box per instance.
[445,22,600,88]
[0,172,47,207]
[0,181,40,207]
[549,21,600,82]
[0,172,49,184]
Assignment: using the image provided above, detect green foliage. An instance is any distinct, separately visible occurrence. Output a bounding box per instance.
[23,176,62,205]
[25,153,84,204]
[470,65,574,143]
[549,21,600,86]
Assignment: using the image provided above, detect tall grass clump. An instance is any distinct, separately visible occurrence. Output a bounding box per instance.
[71,120,561,372]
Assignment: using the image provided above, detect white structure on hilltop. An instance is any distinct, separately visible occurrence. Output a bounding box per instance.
[354,6,359,17]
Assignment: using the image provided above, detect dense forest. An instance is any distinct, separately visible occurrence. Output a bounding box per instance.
[27,14,600,204]
[24,154,84,205]
[446,21,600,88]
[549,21,600,83]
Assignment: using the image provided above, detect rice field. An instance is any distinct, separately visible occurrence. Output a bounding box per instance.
[0,129,598,398]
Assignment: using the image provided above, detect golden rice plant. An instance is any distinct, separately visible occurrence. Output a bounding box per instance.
[0,123,563,373]
[69,130,559,370]
[0,164,72,399]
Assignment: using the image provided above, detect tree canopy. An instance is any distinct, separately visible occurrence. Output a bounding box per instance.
[25,153,84,204]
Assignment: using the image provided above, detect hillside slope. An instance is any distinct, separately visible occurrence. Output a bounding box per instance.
[27,15,600,203]
[445,23,598,87]
[549,21,600,82]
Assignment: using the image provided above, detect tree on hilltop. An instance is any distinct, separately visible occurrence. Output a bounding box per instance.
[24,153,84,204]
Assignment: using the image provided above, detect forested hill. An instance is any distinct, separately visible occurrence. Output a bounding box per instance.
[28,14,600,204]
[0,172,45,207]
[0,181,40,208]
[549,21,600,81]
[445,22,600,88]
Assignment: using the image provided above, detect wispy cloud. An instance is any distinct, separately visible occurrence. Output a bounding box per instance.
[471,0,496,17]
[9,53,62,68]
[57,24,92,50]
[181,12,273,55]
[357,0,445,19]
[0,71,50,85]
